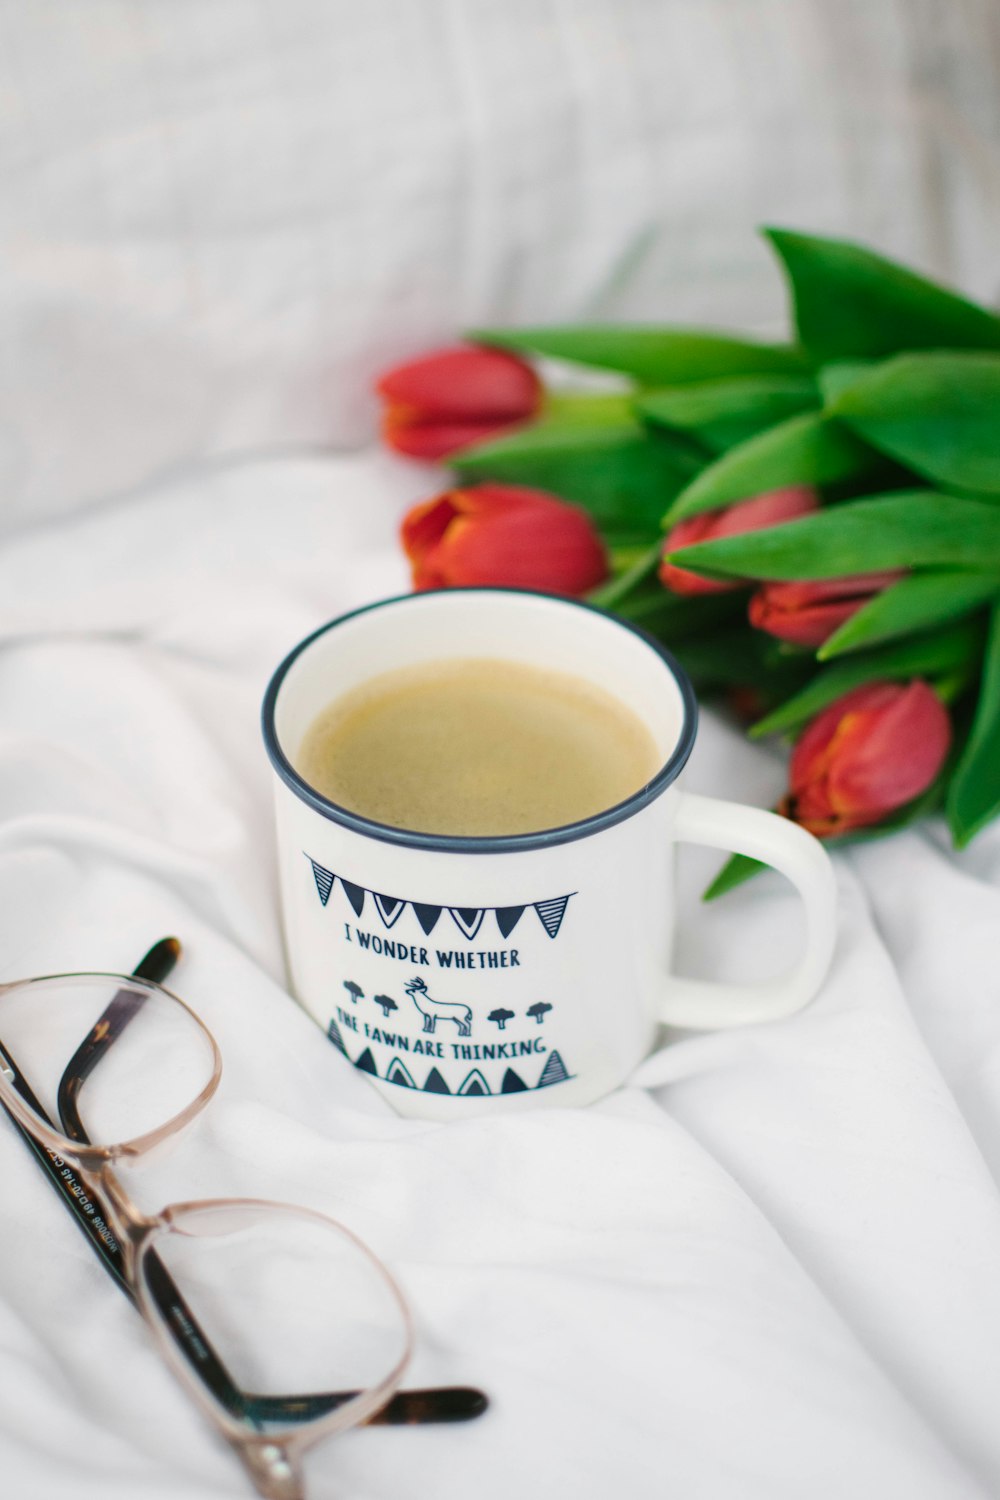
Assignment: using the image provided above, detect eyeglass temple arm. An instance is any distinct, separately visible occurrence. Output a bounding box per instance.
[44,940,486,1428]
[56,937,181,1146]
[0,1053,131,1292]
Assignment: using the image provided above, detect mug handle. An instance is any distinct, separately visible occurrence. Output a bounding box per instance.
[658,790,838,1029]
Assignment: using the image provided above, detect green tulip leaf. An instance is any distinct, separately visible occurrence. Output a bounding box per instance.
[469,325,808,385]
[817,361,876,404]
[663,412,883,525]
[947,603,1000,848]
[831,352,1000,495]
[541,392,635,426]
[764,228,1000,362]
[748,618,985,738]
[636,375,819,454]
[702,853,768,900]
[453,411,647,462]
[668,492,1000,581]
[819,570,1000,658]
[452,413,699,543]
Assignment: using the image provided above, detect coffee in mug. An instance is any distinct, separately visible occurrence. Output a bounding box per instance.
[295,658,660,837]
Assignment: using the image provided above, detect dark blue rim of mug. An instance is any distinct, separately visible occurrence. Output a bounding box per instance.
[260,587,699,855]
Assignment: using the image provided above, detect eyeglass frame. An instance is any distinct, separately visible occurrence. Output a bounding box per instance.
[0,942,473,1500]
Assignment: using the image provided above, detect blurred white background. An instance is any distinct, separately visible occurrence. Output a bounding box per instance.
[1,0,999,533]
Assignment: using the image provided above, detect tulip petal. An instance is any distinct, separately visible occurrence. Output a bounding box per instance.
[749,592,863,647]
[658,562,737,596]
[400,495,458,564]
[384,413,534,461]
[826,684,951,816]
[450,483,555,515]
[748,569,905,647]
[434,498,608,595]
[753,571,904,609]
[399,484,608,596]
[789,680,951,834]
[377,346,540,419]
[713,486,821,535]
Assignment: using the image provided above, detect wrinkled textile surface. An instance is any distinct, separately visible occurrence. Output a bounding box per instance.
[1,453,999,1499]
[2,0,1000,530]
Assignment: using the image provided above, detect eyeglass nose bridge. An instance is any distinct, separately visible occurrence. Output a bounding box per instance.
[93,1163,163,1254]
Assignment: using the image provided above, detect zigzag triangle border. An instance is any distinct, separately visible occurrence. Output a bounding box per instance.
[449,907,486,940]
[304,853,574,938]
[332,1029,576,1097]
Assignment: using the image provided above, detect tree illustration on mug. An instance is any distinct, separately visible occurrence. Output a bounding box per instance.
[526,1002,553,1025]
[488,1007,515,1031]
[374,994,398,1019]
[343,980,363,1004]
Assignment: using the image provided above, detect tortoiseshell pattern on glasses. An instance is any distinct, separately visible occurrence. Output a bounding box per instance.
[0,940,486,1500]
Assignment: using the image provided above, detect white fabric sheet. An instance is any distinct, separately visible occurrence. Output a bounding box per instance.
[3,0,1000,532]
[1,452,1000,1499]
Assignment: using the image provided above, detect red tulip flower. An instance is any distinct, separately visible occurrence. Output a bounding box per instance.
[377,345,542,461]
[659,486,819,596]
[401,482,609,596]
[749,571,905,648]
[782,680,951,838]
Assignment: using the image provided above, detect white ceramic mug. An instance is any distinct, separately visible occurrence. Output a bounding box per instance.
[262,589,837,1119]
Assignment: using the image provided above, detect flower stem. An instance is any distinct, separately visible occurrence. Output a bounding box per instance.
[589,542,662,611]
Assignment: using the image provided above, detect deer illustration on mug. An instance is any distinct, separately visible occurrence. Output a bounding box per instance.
[403,976,473,1037]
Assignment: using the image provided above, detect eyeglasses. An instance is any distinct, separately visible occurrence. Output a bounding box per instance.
[0,939,486,1499]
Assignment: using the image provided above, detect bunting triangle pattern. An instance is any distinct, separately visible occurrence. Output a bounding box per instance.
[373,893,404,929]
[424,1067,451,1094]
[308,859,335,906]
[340,879,366,917]
[501,1068,528,1094]
[326,1018,347,1055]
[449,907,486,940]
[302,853,573,938]
[412,903,442,935]
[495,906,525,938]
[354,1047,378,1076]
[533,896,571,939]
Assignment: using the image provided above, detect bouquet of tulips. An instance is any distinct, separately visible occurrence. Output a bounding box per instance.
[375,229,1000,893]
